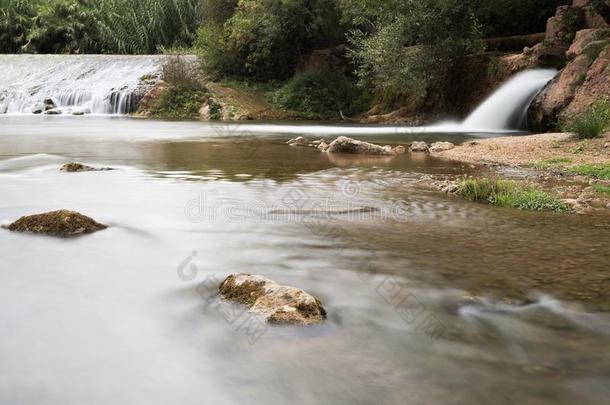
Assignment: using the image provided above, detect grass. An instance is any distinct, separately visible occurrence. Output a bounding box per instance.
[592,184,610,195]
[457,178,571,213]
[570,141,586,154]
[528,157,572,170]
[561,97,610,139]
[568,164,610,180]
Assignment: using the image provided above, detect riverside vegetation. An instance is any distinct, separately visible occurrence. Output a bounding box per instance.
[1,0,579,120]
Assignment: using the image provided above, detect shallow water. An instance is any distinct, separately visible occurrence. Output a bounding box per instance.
[1,116,609,405]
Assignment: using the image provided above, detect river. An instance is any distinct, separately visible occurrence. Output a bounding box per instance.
[0,116,609,404]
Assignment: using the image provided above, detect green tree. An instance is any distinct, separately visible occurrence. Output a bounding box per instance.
[0,0,37,53]
[26,0,100,53]
[195,0,344,80]
[347,0,483,108]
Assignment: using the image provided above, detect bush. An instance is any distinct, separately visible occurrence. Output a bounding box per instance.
[162,55,204,90]
[25,0,100,53]
[149,87,206,119]
[457,177,570,212]
[562,98,610,139]
[0,0,37,53]
[273,69,368,119]
[194,0,344,80]
[348,0,483,109]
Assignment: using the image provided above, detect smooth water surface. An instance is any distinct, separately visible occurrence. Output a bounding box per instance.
[1,116,609,405]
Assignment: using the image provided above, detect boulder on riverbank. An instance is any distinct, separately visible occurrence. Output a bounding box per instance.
[323,136,405,155]
[410,141,429,152]
[4,210,107,237]
[430,142,456,153]
[219,274,326,325]
[60,162,113,172]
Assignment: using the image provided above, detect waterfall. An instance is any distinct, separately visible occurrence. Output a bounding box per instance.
[0,55,163,115]
[461,69,557,131]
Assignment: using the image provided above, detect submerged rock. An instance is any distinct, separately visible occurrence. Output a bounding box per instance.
[44,108,62,115]
[429,142,456,153]
[410,141,429,152]
[219,274,327,325]
[5,210,107,237]
[325,136,405,155]
[60,162,113,172]
[287,136,308,147]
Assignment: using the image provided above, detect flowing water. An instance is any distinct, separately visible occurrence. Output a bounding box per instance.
[0,55,164,115]
[1,116,609,405]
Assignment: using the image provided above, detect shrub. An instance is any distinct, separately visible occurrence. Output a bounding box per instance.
[561,98,610,139]
[162,55,204,90]
[348,0,483,109]
[194,0,344,80]
[273,69,368,119]
[149,87,206,119]
[457,177,570,212]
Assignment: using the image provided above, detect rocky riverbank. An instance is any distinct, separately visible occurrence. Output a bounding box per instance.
[431,132,610,214]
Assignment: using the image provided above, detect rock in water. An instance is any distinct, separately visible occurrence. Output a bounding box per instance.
[429,142,455,152]
[60,162,113,172]
[5,210,107,237]
[326,136,405,155]
[287,136,308,147]
[410,141,429,152]
[219,274,327,325]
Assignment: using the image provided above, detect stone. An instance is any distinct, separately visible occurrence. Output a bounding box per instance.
[4,210,107,237]
[287,136,308,147]
[410,141,429,152]
[218,274,326,325]
[43,108,62,115]
[60,162,113,172]
[318,141,329,152]
[429,142,455,153]
[325,136,404,155]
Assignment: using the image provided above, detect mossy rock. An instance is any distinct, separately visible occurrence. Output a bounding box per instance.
[60,162,113,172]
[5,210,108,237]
[218,274,327,325]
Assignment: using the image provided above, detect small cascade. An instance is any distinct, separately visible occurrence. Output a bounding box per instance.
[462,69,557,131]
[0,55,163,115]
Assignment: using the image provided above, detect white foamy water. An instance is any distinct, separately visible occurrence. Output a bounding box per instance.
[463,69,557,130]
[0,55,163,115]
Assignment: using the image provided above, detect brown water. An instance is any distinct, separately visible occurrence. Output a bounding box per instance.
[1,116,609,405]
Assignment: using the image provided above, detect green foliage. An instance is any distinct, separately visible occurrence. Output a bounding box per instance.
[0,0,200,54]
[347,0,483,108]
[0,0,37,53]
[592,184,610,195]
[195,0,344,80]
[96,0,200,54]
[457,177,570,212]
[273,69,368,119]
[25,0,100,53]
[568,164,610,180]
[529,157,572,169]
[149,86,205,119]
[492,188,570,212]
[562,98,610,139]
